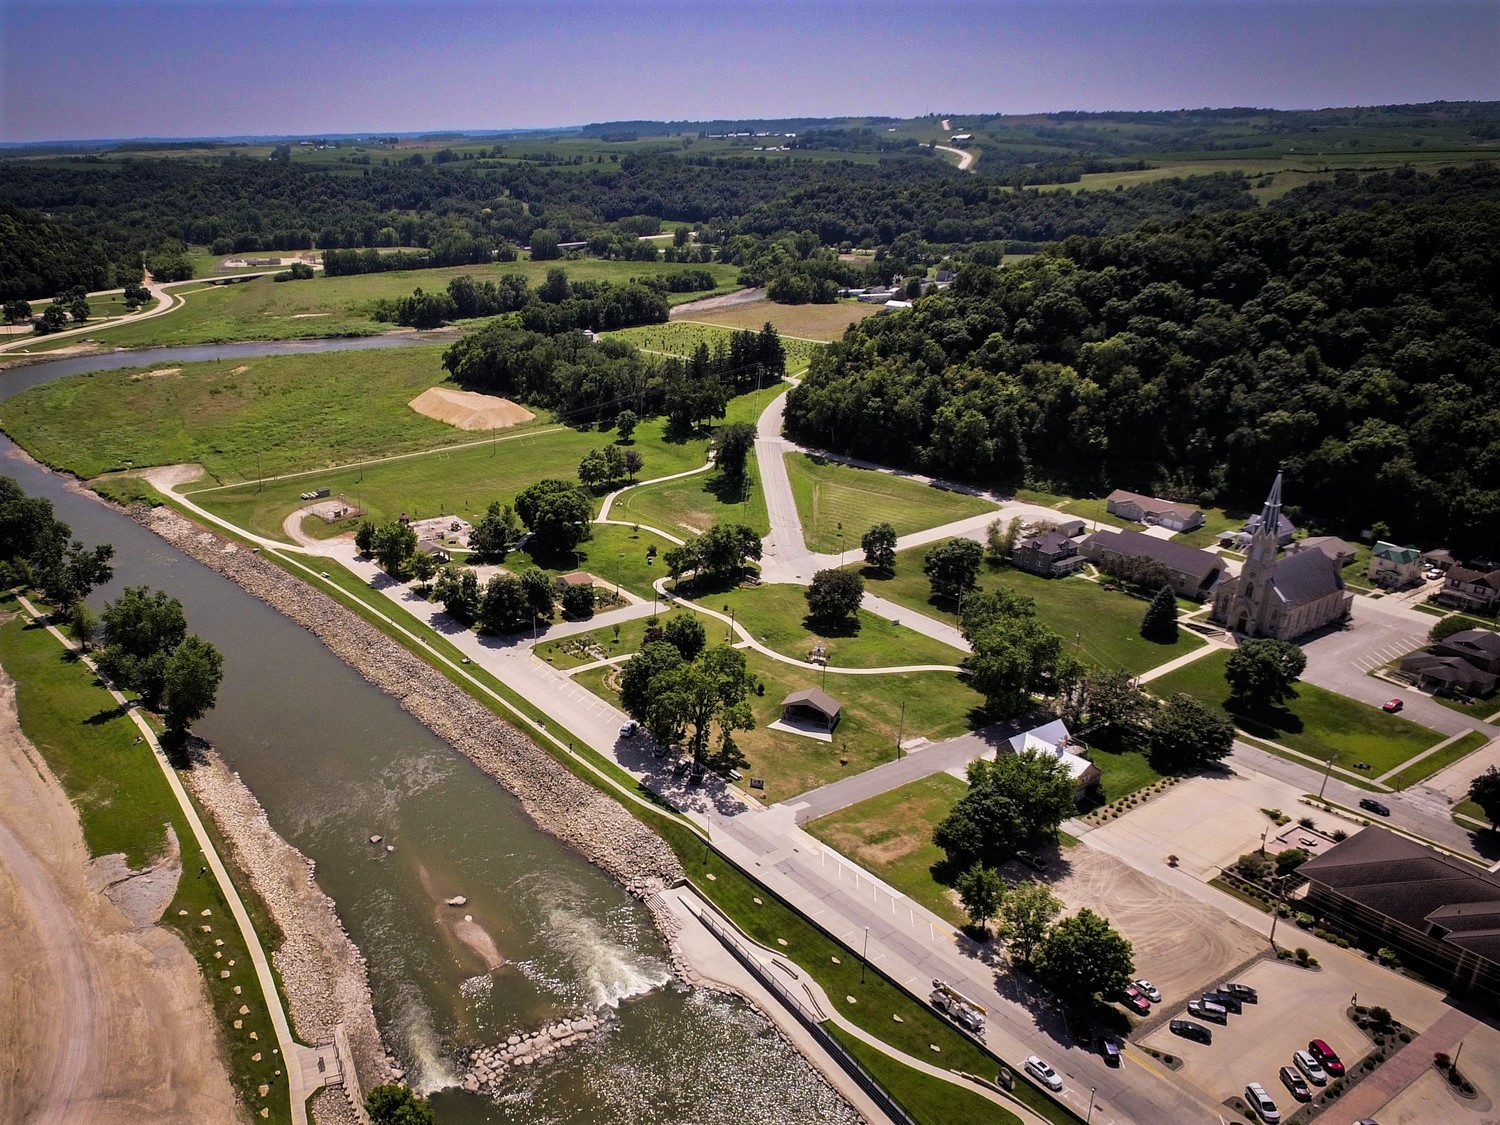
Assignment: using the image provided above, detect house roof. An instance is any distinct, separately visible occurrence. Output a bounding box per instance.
[782,687,841,720]
[1082,528,1225,582]
[1448,567,1500,590]
[1441,629,1500,660]
[1019,530,1074,555]
[1007,721,1097,783]
[556,571,594,586]
[1300,827,1500,964]
[1243,512,1298,539]
[1399,653,1497,692]
[1372,541,1421,566]
[1291,536,1354,562]
[1105,489,1201,522]
[1269,548,1346,608]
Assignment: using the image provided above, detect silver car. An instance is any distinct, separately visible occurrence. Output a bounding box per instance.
[1024,1054,1063,1092]
[1293,1049,1328,1085]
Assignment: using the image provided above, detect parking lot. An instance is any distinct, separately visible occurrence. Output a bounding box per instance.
[1139,948,1451,1114]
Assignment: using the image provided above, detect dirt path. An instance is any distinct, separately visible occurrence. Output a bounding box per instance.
[0,668,239,1125]
[668,287,767,318]
[934,143,975,171]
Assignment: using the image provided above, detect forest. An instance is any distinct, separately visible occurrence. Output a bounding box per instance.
[784,164,1500,553]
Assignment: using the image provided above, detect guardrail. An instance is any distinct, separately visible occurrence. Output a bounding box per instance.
[693,899,917,1125]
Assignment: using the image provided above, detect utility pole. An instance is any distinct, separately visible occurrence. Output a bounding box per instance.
[860,926,869,984]
[897,700,906,759]
[1318,753,1335,800]
[1268,875,1290,948]
[1086,1087,1096,1125]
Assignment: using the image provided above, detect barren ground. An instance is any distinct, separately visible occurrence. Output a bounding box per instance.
[0,669,240,1125]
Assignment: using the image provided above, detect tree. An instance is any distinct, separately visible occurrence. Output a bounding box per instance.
[371,520,417,576]
[645,645,756,763]
[3,298,31,324]
[1140,585,1179,642]
[160,634,224,734]
[366,1084,435,1125]
[36,303,68,333]
[469,501,520,562]
[561,582,596,618]
[861,522,897,572]
[965,616,1068,718]
[923,538,983,602]
[620,641,685,722]
[354,520,376,555]
[998,881,1063,963]
[1078,668,1147,747]
[693,522,762,581]
[434,565,481,622]
[1149,693,1235,771]
[68,601,98,652]
[933,751,1077,872]
[578,448,612,490]
[955,863,1006,936]
[957,585,1037,641]
[662,613,707,660]
[1237,851,1273,881]
[986,516,1022,563]
[713,422,757,480]
[69,295,90,323]
[615,409,639,443]
[409,550,438,590]
[1274,847,1311,876]
[515,479,592,557]
[1034,908,1134,1001]
[97,586,188,706]
[1429,616,1477,643]
[530,230,562,261]
[805,569,864,628]
[1468,766,1500,829]
[478,574,531,633]
[664,543,697,585]
[622,448,645,479]
[519,566,555,621]
[1225,638,1307,709]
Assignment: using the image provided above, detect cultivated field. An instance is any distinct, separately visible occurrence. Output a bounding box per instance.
[608,321,822,372]
[678,298,878,342]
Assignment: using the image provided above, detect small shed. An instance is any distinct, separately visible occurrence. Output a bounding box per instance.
[556,571,594,588]
[417,541,451,563]
[781,687,842,731]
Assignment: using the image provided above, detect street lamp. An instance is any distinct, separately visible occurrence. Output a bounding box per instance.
[860,925,869,984]
[1086,1087,1096,1125]
[1268,874,1291,948]
[1317,752,1336,800]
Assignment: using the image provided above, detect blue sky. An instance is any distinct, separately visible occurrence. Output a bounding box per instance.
[2,0,1497,142]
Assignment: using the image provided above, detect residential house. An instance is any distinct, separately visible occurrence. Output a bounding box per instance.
[1287,536,1357,569]
[1422,548,1456,572]
[1368,541,1423,589]
[1104,489,1205,532]
[1434,629,1500,674]
[1211,473,1353,640]
[1238,510,1297,547]
[1080,528,1227,601]
[1005,720,1100,800]
[1438,567,1500,613]
[1011,530,1087,578]
[1398,653,1497,698]
[1299,828,1500,1000]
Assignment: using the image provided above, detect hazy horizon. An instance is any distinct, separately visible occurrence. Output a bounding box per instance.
[3,0,1498,144]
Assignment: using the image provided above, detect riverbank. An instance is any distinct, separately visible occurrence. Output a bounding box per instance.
[179,740,392,1108]
[131,504,683,897]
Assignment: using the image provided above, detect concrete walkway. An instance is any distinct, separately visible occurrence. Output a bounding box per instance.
[15,594,316,1125]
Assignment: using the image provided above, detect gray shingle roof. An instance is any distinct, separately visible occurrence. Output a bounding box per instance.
[1081,529,1224,582]
[1269,548,1345,608]
[1443,629,1500,660]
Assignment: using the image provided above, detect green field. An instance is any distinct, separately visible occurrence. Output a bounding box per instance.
[607,462,769,539]
[24,258,741,350]
[1381,731,1491,791]
[806,774,970,927]
[709,583,966,670]
[785,454,997,554]
[609,320,822,373]
[858,542,1204,675]
[1149,650,1445,775]
[0,598,291,1123]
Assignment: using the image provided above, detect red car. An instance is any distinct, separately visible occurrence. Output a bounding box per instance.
[1308,1038,1345,1077]
[1383,698,1404,713]
[1118,986,1151,1015]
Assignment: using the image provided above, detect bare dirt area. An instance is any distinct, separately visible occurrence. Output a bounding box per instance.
[407,386,535,430]
[141,463,210,493]
[678,297,879,341]
[668,287,767,317]
[0,670,239,1125]
[1051,843,1264,1003]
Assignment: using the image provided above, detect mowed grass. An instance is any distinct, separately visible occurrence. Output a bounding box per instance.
[679,298,879,342]
[830,1027,1017,1125]
[609,321,822,373]
[42,258,743,349]
[1149,649,1444,774]
[858,541,1204,676]
[785,454,997,554]
[1382,730,1491,791]
[0,599,291,1123]
[806,774,970,927]
[534,605,707,670]
[708,583,966,669]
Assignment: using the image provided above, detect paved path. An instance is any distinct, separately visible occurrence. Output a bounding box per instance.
[1332,1005,1477,1124]
[934,144,977,171]
[15,595,314,1125]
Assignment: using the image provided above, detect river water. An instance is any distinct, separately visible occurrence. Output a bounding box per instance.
[0,342,857,1124]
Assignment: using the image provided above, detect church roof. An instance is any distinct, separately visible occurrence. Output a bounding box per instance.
[1081,529,1225,582]
[1269,548,1345,607]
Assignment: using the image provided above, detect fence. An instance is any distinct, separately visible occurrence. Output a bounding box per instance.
[694,900,918,1125]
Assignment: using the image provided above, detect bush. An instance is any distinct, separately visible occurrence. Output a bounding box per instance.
[1377,948,1400,968]
[1298,815,1316,829]
[1296,912,1315,928]
[1277,948,1293,959]
[1332,828,1348,842]
[1295,947,1310,964]
[1369,1005,1392,1026]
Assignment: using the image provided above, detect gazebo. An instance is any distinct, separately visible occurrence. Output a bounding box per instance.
[781,687,842,732]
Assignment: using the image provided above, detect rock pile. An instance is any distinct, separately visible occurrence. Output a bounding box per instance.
[461,1014,606,1096]
[135,506,684,899]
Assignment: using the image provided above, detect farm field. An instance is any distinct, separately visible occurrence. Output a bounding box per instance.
[608,321,822,373]
[677,298,878,342]
[855,540,1205,675]
[30,258,742,349]
[706,582,967,669]
[784,453,997,554]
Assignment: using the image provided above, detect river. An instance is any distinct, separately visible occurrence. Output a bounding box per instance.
[0,341,858,1124]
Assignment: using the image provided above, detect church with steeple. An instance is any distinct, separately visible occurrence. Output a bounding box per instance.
[1211,472,1354,641]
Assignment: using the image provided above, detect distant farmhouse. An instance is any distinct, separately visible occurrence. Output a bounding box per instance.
[1079,528,1226,600]
[1211,473,1352,640]
[1104,489,1205,532]
[1287,535,1357,569]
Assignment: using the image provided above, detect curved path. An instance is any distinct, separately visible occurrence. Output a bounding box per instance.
[934,144,976,172]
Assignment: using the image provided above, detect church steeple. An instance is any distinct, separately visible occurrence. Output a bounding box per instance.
[1247,469,1284,569]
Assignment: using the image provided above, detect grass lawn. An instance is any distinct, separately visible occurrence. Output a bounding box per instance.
[857,542,1204,676]
[1454,798,1492,827]
[608,463,769,538]
[498,522,683,601]
[1149,650,1445,774]
[1382,730,1492,791]
[0,598,291,1123]
[678,298,878,342]
[784,454,997,554]
[1175,506,1251,549]
[806,774,970,927]
[1088,745,1165,803]
[609,321,822,373]
[1430,691,1500,723]
[709,583,966,670]
[1054,497,1133,530]
[830,1027,1019,1125]
[1341,543,1376,592]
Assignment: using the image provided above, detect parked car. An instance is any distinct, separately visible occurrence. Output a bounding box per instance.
[619,719,639,737]
[1169,1018,1212,1044]
[1015,850,1048,872]
[1293,1048,1328,1085]
[1222,982,1258,1003]
[1097,1034,1121,1066]
[1280,1065,1311,1101]
[1188,999,1228,1024]
[1382,698,1404,713]
[1308,1039,1345,1077]
[1359,797,1391,817]
[1203,990,1242,1014]
[1118,987,1151,1015]
[1245,1081,1282,1123]
[1024,1054,1063,1091]
[1132,979,1162,1002]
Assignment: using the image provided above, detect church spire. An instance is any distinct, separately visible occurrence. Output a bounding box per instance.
[1259,469,1283,534]
[1246,469,1284,569]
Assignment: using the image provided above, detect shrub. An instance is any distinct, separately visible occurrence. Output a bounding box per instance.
[1295,947,1310,964]
[1307,955,1319,967]
[1296,912,1315,928]
[1377,948,1400,968]
[1298,815,1316,829]
[1332,828,1348,841]
[1277,948,1293,960]
[1369,1005,1392,1026]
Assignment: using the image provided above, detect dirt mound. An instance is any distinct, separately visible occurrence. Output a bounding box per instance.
[408,387,535,430]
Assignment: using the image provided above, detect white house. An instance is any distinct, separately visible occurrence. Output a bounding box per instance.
[1006,720,1101,799]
